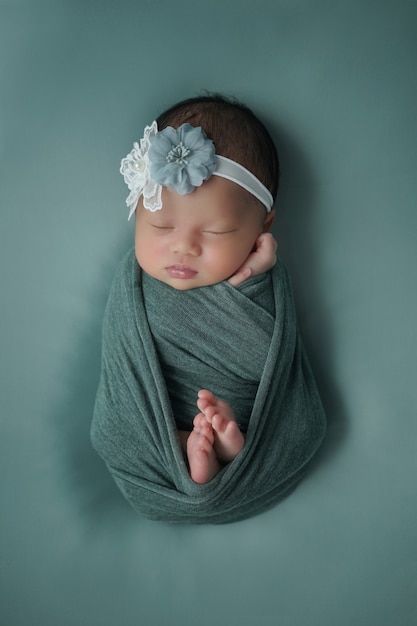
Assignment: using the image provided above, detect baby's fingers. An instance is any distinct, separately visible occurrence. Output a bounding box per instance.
[256,232,277,257]
[227,266,252,287]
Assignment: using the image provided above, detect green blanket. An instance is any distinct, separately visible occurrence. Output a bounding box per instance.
[91,249,326,523]
[141,268,275,433]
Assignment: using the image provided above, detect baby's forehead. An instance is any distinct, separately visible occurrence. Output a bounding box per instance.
[146,203,243,223]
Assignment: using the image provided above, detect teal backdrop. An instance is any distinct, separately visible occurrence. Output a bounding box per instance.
[1,1,416,625]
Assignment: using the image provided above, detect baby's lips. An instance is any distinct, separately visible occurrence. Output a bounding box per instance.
[166,265,198,279]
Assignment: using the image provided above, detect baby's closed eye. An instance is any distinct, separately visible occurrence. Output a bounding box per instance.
[150,224,174,231]
[202,229,238,236]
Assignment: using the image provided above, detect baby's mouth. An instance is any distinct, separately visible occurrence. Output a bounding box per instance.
[166,265,198,279]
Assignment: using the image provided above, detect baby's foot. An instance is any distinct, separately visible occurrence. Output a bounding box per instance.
[197,390,245,463]
[187,413,221,484]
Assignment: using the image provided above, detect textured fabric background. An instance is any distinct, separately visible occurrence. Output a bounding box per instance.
[1,1,416,624]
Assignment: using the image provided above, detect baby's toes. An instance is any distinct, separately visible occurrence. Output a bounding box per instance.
[193,414,214,444]
[215,399,235,422]
[197,397,210,413]
[200,421,215,445]
[193,412,207,429]
[198,389,215,402]
[212,412,228,433]
[202,405,217,424]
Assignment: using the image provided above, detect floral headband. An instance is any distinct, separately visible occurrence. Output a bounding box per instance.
[120,121,274,220]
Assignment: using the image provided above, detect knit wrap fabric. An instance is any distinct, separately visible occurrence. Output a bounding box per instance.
[91,249,326,523]
[141,268,275,433]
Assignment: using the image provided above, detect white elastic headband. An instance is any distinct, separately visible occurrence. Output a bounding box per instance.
[120,121,274,219]
[213,156,273,212]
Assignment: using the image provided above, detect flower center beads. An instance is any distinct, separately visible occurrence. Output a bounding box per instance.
[166,141,191,165]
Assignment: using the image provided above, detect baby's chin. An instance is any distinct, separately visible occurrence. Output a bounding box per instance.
[161,278,222,291]
[159,274,229,291]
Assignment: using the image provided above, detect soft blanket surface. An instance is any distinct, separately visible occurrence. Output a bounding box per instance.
[141,269,275,432]
[91,249,326,523]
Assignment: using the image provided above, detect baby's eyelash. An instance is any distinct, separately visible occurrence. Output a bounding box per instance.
[149,224,237,235]
[203,230,237,235]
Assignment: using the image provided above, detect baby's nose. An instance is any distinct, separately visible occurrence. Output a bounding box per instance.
[171,233,201,256]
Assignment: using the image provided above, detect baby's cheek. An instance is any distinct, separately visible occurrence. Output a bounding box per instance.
[220,245,249,276]
[135,240,155,272]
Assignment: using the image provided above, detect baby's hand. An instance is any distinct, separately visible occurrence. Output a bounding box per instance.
[227,232,277,287]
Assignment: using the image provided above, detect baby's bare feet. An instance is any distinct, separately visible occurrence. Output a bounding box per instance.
[197,390,245,463]
[187,413,221,484]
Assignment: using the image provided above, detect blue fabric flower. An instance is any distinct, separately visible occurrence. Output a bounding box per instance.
[148,124,216,195]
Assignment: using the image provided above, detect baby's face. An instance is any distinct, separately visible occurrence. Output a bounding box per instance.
[135,176,268,290]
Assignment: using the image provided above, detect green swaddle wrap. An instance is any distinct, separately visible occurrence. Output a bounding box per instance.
[141,268,275,433]
[91,249,326,523]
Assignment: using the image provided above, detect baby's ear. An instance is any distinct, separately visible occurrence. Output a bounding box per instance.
[263,208,275,232]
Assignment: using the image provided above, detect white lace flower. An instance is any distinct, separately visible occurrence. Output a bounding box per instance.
[120,121,162,218]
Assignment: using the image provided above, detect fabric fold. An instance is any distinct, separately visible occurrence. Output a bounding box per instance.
[91,248,326,523]
[141,269,275,432]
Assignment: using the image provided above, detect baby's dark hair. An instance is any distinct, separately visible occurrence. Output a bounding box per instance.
[156,94,280,202]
